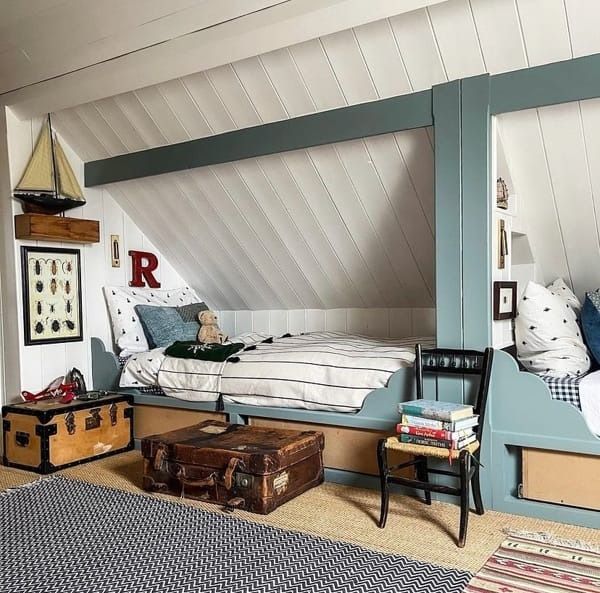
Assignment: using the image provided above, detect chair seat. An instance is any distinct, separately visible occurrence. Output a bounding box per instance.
[384,436,480,460]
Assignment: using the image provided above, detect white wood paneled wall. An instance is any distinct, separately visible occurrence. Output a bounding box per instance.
[4,113,184,399]
[499,97,600,302]
[216,308,436,340]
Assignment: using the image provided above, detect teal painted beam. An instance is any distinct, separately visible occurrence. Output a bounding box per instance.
[491,52,600,114]
[461,75,492,507]
[84,90,433,186]
[461,74,492,350]
[433,81,463,354]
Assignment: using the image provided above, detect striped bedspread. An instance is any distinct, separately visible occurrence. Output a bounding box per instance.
[157,332,434,412]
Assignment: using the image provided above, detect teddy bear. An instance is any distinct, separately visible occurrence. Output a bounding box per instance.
[197,310,227,345]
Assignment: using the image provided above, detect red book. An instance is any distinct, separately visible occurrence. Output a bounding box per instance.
[396,423,472,441]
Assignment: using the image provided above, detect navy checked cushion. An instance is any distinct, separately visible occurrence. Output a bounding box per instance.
[541,374,582,410]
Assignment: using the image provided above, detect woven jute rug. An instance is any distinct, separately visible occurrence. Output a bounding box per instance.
[1,476,473,593]
[465,531,600,592]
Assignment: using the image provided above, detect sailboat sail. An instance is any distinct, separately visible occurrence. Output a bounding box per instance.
[54,138,84,201]
[13,115,86,215]
[15,121,55,194]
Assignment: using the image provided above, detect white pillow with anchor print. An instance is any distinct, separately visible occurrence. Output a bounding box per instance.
[515,281,590,377]
[103,286,202,356]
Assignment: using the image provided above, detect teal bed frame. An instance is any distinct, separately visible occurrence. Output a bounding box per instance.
[87,53,600,529]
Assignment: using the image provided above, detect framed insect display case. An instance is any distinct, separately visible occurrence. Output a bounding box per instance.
[21,246,83,345]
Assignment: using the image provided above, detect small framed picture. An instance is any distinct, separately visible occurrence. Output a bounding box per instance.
[21,246,83,346]
[493,281,517,320]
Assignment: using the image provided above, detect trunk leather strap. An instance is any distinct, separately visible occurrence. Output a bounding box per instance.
[153,444,168,471]
[224,457,243,490]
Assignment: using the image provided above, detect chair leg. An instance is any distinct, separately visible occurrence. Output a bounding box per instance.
[458,452,471,548]
[377,439,390,528]
[416,456,431,505]
[471,462,485,516]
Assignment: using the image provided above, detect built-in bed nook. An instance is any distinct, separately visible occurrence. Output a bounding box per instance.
[84,56,600,530]
[90,117,439,485]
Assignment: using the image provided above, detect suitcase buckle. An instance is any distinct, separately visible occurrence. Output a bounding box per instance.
[234,472,253,489]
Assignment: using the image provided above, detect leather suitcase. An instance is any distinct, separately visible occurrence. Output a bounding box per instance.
[141,420,324,514]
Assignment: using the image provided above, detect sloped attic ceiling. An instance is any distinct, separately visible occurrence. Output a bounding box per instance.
[46,0,600,310]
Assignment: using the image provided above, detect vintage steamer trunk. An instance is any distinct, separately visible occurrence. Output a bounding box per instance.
[2,393,133,474]
[142,421,325,514]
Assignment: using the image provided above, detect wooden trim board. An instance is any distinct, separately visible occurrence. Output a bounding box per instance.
[15,213,100,244]
[133,405,225,439]
[249,417,411,476]
[522,448,600,512]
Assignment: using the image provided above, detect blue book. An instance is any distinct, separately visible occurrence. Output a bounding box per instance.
[398,400,474,422]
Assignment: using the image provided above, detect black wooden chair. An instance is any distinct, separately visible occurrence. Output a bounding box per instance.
[377,345,494,547]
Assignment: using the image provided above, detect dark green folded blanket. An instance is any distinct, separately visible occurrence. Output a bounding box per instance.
[164,341,244,362]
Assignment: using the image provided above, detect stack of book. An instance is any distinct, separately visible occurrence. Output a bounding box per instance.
[396,400,478,451]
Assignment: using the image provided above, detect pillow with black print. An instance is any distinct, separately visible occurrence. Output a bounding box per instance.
[103,286,202,356]
[515,281,590,377]
[546,278,582,317]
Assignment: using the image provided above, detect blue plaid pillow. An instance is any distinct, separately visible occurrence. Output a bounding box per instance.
[135,303,207,349]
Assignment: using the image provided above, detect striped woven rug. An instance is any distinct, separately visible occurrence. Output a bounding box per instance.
[465,531,600,593]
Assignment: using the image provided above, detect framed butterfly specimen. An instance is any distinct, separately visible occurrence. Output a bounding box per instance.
[21,246,83,345]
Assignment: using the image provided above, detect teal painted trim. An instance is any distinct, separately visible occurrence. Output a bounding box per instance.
[84,90,433,186]
[492,494,600,529]
[460,75,492,350]
[433,81,462,352]
[324,468,419,499]
[433,80,464,408]
[491,53,600,115]
[133,393,219,412]
[489,350,600,529]
[91,337,120,391]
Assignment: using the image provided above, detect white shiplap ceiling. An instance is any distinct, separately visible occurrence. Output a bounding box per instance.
[0,0,297,94]
[15,0,600,309]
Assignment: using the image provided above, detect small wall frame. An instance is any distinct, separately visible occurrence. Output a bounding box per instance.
[493,281,517,321]
[21,246,83,345]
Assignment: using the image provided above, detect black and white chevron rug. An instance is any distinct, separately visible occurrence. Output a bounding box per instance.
[0,477,472,593]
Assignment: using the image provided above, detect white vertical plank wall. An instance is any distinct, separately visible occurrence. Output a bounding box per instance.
[5,111,184,399]
[216,308,436,341]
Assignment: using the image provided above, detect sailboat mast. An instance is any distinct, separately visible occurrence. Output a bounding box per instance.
[47,114,59,198]
[46,113,64,217]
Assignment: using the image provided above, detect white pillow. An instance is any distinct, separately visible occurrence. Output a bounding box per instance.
[515,281,590,377]
[547,277,582,317]
[104,286,202,356]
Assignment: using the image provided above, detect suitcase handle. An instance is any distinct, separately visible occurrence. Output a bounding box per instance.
[174,457,244,489]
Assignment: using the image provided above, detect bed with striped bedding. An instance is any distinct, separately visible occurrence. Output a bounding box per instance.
[151,332,434,413]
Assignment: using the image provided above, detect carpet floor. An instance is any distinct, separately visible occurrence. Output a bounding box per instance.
[1,451,598,574]
[1,476,472,593]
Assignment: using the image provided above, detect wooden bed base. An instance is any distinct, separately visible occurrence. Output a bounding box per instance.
[92,338,600,527]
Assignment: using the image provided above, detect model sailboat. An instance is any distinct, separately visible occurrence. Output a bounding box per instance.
[13,115,86,215]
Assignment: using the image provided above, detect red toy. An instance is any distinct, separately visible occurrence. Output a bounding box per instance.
[21,376,78,404]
